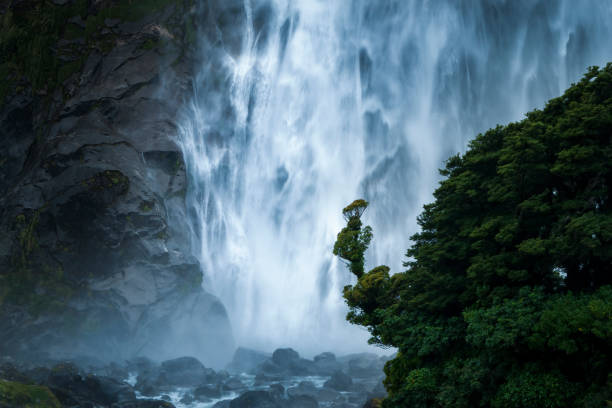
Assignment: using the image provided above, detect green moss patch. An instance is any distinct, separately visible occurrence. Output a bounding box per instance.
[0,380,61,408]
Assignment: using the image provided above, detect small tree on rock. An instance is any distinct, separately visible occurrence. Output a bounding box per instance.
[333,199,372,278]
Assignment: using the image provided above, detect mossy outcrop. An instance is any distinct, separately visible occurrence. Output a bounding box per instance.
[0,380,62,408]
[0,0,236,367]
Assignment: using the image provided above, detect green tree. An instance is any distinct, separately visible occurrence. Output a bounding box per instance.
[333,64,612,407]
[333,199,373,277]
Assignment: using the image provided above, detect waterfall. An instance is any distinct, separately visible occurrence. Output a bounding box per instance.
[177,0,612,355]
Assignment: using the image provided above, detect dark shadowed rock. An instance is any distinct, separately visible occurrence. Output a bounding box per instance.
[223,376,246,391]
[257,348,316,376]
[313,352,342,375]
[111,400,175,408]
[288,395,319,408]
[227,347,270,373]
[324,370,353,391]
[0,0,235,368]
[43,362,135,406]
[317,387,341,403]
[272,348,300,366]
[338,354,383,378]
[287,381,318,398]
[194,383,221,400]
[269,383,285,399]
[160,356,210,386]
[229,390,280,408]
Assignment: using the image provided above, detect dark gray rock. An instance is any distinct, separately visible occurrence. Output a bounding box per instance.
[287,381,318,398]
[223,376,246,391]
[229,391,280,408]
[324,370,353,391]
[160,356,211,386]
[111,401,175,408]
[339,354,384,378]
[257,348,316,376]
[272,348,300,366]
[269,383,285,399]
[313,352,342,375]
[0,0,234,369]
[227,347,270,373]
[317,387,341,403]
[194,384,221,400]
[288,395,319,408]
[42,362,135,406]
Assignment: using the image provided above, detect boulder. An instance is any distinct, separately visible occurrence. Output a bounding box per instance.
[338,354,383,378]
[269,383,285,399]
[324,370,353,391]
[288,395,319,408]
[111,401,175,408]
[257,348,316,376]
[222,376,246,391]
[227,347,270,373]
[160,356,211,386]
[194,383,222,400]
[287,381,318,398]
[272,348,300,366]
[313,352,342,375]
[229,391,280,408]
[317,387,341,402]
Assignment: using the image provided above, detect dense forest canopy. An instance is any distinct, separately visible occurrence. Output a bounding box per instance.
[336,64,612,407]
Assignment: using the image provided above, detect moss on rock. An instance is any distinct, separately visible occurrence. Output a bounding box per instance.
[0,380,61,408]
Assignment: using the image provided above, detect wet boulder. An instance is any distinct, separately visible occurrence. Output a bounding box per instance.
[288,395,319,408]
[316,387,341,403]
[222,376,246,391]
[313,352,341,375]
[161,356,212,386]
[44,363,135,406]
[194,383,222,400]
[339,354,383,378]
[324,370,353,391]
[258,348,316,375]
[226,347,270,374]
[111,400,175,408]
[287,381,318,398]
[229,390,281,408]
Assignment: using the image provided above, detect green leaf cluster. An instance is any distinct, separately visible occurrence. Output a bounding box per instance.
[335,64,612,407]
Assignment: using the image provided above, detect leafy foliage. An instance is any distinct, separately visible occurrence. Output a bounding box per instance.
[335,64,612,407]
[333,199,373,277]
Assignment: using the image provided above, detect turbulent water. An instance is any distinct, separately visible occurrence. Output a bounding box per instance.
[177,0,612,355]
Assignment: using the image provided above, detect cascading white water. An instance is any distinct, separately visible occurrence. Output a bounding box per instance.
[178,0,612,355]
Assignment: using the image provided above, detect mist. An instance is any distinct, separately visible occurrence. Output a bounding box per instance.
[176,0,612,357]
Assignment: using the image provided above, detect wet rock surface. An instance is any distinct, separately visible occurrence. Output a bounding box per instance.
[0,0,235,367]
[0,348,389,407]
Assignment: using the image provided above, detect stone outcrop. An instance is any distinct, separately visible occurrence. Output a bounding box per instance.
[0,0,234,367]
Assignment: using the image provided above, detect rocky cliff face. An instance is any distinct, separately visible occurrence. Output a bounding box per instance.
[0,0,234,368]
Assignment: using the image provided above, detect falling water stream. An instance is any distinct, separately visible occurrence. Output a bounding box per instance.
[177,0,612,356]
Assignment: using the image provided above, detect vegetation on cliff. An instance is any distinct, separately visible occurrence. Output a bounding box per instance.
[0,380,61,408]
[335,64,612,407]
